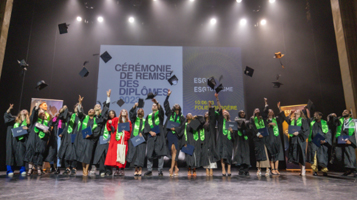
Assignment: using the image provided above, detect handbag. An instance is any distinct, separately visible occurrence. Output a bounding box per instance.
[116,133,126,164]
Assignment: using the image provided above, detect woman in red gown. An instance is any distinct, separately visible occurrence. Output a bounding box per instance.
[105,109,132,176]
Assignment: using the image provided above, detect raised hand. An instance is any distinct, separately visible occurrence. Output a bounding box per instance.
[152,98,158,104]
[264,98,268,102]
[167,89,172,96]
[107,89,111,97]
[79,95,84,104]
[9,104,14,110]
[214,93,218,98]
[277,102,280,108]
[134,102,138,108]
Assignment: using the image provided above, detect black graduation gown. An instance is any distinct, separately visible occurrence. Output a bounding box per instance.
[4,112,28,166]
[279,112,310,166]
[163,95,185,161]
[216,109,233,165]
[306,120,332,168]
[200,108,220,167]
[250,117,270,162]
[44,117,60,163]
[144,106,168,160]
[232,118,251,166]
[264,106,284,162]
[176,122,201,168]
[58,110,79,162]
[76,106,107,164]
[24,107,50,165]
[92,102,110,165]
[330,117,357,169]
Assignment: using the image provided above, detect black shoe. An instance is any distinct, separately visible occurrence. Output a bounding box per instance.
[54,168,60,174]
[342,170,352,176]
[105,170,112,176]
[313,172,318,176]
[239,171,244,176]
[71,169,77,175]
[323,172,327,176]
[158,171,163,176]
[222,174,226,177]
[245,172,250,177]
[144,171,152,176]
[62,169,71,175]
[228,174,231,177]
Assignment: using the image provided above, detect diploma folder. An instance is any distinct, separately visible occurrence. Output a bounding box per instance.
[312,133,325,147]
[58,128,64,135]
[71,134,77,144]
[35,123,49,132]
[149,125,160,137]
[288,126,301,134]
[258,128,269,137]
[225,121,238,131]
[130,135,146,147]
[117,122,130,132]
[166,121,180,129]
[338,136,351,144]
[11,126,28,138]
[82,126,93,139]
[99,135,111,145]
[181,144,195,156]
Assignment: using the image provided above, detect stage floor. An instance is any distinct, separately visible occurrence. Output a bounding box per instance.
[0,169,356,200]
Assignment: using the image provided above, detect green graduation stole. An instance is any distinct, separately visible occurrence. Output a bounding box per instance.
[199,129,205,141]
[13,120,27,140]
[254,116,265,129]
[237,130,248,140]
[184,123,188,141]
[169,113,181,134]
[289,117,302,137]
[271,118,279,137]
[222,119,232,140]
[133,118,146,137]
[336,118,355,138]
[67,113,81,133]
[103,125,110,140]
[148,110,160,129]
[82,115,97,131]
[193,130,199,141]
[34,118,49,139]
[309,120,328,142]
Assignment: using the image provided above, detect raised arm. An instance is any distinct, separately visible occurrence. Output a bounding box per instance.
[164,89,172,117]
[262,98,269,120]
[77,95,85,120]
[214,93,222,111]
[129,103,138,123]
[4,104,15,124]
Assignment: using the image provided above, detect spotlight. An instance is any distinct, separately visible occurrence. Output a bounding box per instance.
[240,18,247,25]
[260,19,267,25]
[269,0,276,3]
[210,18,217,25]
[97,16,104,23]
[128,17,135,23]
[76,16,82,22]
[236,0,242,3]
[190,0,195,2]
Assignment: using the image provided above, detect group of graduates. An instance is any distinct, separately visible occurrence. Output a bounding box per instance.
[4,89,357,178]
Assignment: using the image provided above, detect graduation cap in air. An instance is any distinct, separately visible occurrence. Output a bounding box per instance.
[58,23,69,34]
[207,77,216,90]
[244,66,254,77]
[146,92,157,100]
[17,59,29,67]
[79,67,89,77]
[138,98,145,108]
[116,99,125,107]
[272,74,283,88]
[197,115,205,124]
[274,52,285,68]
[215,83,224,93]
[306,99,314,111]
[190,119,201,131]
[36,80,48,90]
[168,75,178,86]
[100,51,112,63]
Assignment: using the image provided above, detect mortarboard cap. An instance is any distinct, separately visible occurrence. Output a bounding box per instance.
[100,51,112,63]
[138,98,144,108]
[146,92,157,100]
[244,66,254,77]
[117,99,125,107]
[215,84,224,93]
[36,80,48,90]
[307,99,314,111]
[17,59,29,67]
[272,81,283,88]
[207,77,216,90]
[190,119,201,131]
[168,75,178,86]
[197,115,205,124]
[58,23,69,34]
[79,67,89,77]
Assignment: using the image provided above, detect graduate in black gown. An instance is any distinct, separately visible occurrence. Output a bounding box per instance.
[306,111,331,176]
[24,101,52,176]
[278,106,310,176]
[232,110,251,176]
[76,94,109,176]
[328,109,357,177]
[4,104,29,176]
[250,105,271,177]
[127,101,146,176]
[214,93,234,176]
[92,90,112,177]
[201,101,219,176]
[58,104,80,175]
[163,89,185,177]
[265,100,284,175]
[143,98,167,176]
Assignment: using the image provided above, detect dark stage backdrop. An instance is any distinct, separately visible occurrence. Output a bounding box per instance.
[0,0,344,170]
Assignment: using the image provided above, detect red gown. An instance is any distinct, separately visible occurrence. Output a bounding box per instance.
[104,117,132,168]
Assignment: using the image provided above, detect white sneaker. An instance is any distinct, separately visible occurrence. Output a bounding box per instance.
[8,172,14,177]
[100,172,105,177]
[21,172,26,176]
[90,165,96,175]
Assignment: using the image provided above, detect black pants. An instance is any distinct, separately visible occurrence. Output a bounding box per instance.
[239,164,250,173]
[99,153,111,174]
[33,153,44,166]
[64,160,77,169]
